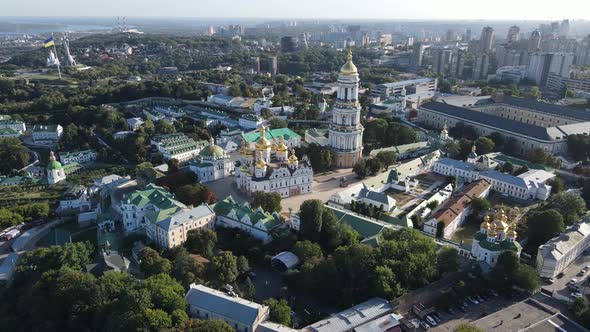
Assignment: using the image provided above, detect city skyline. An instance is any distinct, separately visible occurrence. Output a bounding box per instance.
[3,0,590,20]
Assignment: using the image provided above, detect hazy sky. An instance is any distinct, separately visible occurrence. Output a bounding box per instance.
[4,0,590,20]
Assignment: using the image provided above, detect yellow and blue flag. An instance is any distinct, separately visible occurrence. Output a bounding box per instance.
[43,37,55,48]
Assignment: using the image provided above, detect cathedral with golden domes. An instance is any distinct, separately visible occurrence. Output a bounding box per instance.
[235,126,313,198]
[471,210,522,267]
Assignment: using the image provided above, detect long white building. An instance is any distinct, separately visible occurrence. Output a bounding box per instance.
[150,133,204,163]
[432,157,552,201]
[537,221,590,279]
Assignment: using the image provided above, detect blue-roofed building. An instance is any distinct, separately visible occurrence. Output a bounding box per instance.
[432,158,552,201]
[185,283,270,332]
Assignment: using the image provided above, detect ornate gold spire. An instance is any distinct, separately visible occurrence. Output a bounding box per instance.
[288,148,298,163]
[255,154,266,169]
[255,125,271,151]
[481,215,491,230]
[239,138,252,156]
[340,49,358,75]
[276,135,288,152]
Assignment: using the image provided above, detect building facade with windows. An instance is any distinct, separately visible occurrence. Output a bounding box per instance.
[418,95,590,156]
[59,149,97,165]
[536,221,590,279]
[32,124,63,144]
[432,157,552,201]
[150,133,204,163]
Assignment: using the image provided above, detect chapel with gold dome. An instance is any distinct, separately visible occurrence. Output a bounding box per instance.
[235,125,313,198]
[471,209,522,267]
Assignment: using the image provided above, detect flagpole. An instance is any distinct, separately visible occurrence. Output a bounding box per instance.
[53,43,62,79]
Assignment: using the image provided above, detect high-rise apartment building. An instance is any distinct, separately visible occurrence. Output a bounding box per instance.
[507,26,520,43]
[528,30,542,51]
[479,26,494,53]
[473,54,490,80]
[526,52,574,86]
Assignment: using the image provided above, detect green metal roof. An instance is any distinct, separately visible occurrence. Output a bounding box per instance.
[200,144,225,158]
[213,196,280,230]
[329,207,383,239]
[124,184,186,211]
[47,160,63,170]
[242,128,301,143]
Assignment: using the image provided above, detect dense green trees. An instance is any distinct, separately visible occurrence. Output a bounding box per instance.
[375,151,396,169]
[292,240,323,264]
[0,202,50,229]
[437,247,460,275]
[363,118,417,148]
[185,228,218,258]
[299,199,360,251]
[183,319,234,332]
[526,148,561,168]
[175,184,217,207]
[474,137,495,155]
[1,241,189,331]
[251,191,282,213]
[140,247,172,277]
[568,134,590,161]
[295,143,333,173]
[170,247,205,288]
[527,209,565,249]
[0,137,30,174]
[264,298,292,326]
[491,251,539,292]
[209,251,239,286]
[546,192,586,225]
[286,228,437,307]
[353,159,368,178]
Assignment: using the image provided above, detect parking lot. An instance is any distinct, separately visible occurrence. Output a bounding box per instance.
[542,249,590,301]
[423,291,528,332]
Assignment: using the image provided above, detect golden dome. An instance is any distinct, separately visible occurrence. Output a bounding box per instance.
[239,138,253,156]
[480,218,490,230]
[276,136,288,152]
[288,148,298,163]
[255,126,271,151]
[487,228,498,237]
[506,227,517,238]
[340,50,358,75]
[255,155,266,169]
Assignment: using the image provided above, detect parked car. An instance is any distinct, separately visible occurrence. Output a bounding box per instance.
[426,316,437,327]
[431,314,441,323]
[557,272,566,279]
[568,279,578,286]
[468,296,479,304]
[571,292,583,298]
[489,290,499,297]
[577,270,586,277]
[420,321,430,330]
[431,312,442,321]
